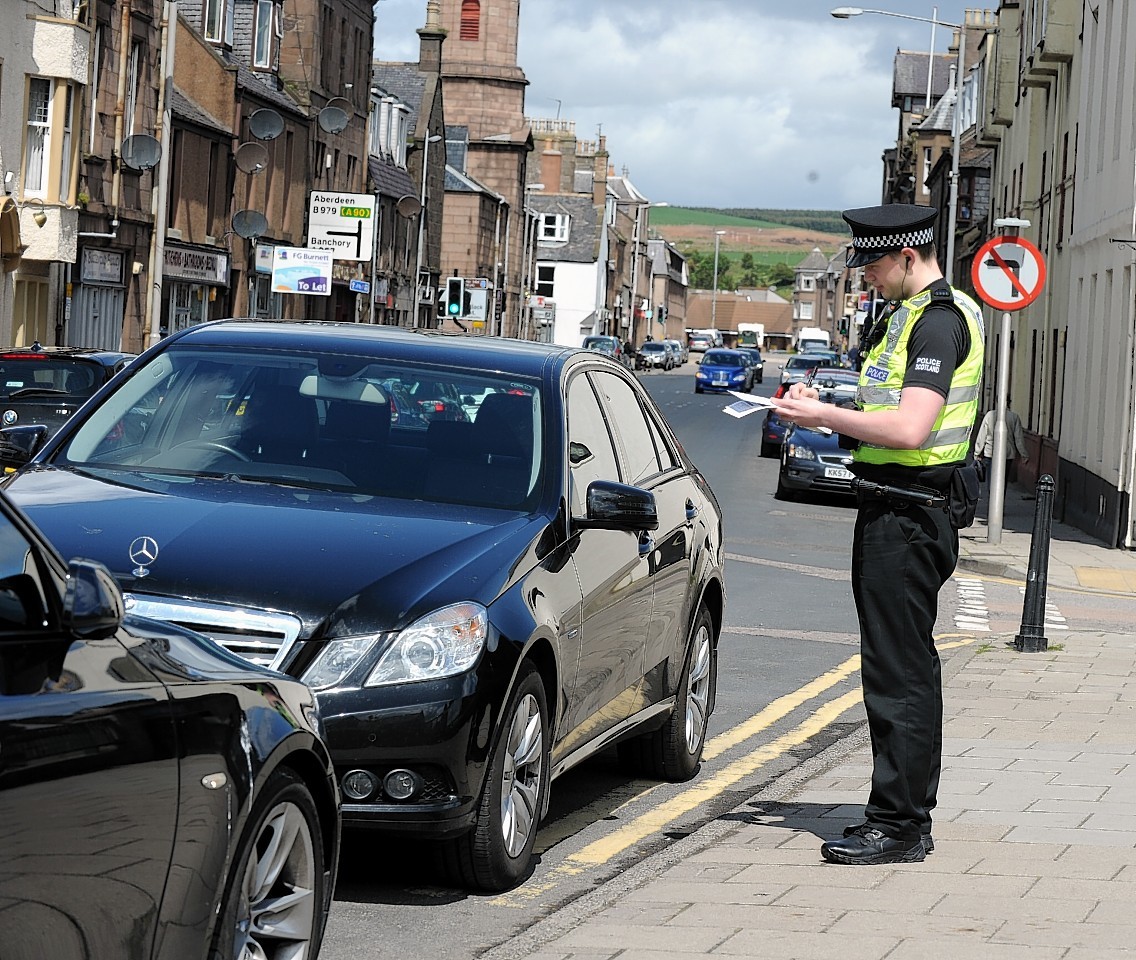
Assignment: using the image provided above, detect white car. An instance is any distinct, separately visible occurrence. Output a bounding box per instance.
[638,341,672,369]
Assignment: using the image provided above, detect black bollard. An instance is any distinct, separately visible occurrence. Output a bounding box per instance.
[1015,474,1055,652]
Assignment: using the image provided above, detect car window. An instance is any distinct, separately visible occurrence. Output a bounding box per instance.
[590,371,661,485]
[704,350,740,365]
[59,346,543,510]
[0,357,102,399]
[567,373,620,516]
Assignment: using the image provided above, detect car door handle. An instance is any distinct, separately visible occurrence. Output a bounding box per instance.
[685,499,699,521]
[638,533,654,556]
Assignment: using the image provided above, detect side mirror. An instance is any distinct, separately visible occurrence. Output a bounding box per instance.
[575,480,659,532]
[0,425,49,470]
[62,559,125,640]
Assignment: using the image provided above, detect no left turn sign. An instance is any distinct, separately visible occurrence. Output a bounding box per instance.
[971,235,1046,311]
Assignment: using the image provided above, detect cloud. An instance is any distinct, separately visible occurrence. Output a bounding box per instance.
[374,0,971,210]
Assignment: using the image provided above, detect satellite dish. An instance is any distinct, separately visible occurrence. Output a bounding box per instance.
[248,108,284,141]
[396,194,422,218]
[231,209,269,240]
[120,134,161,171]
[317,97,352,134]
[234,141,270,175]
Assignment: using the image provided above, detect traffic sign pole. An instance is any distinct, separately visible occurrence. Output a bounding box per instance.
[971,233,1046,545]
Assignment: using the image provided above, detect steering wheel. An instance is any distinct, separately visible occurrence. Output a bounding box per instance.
[177,440,250,462]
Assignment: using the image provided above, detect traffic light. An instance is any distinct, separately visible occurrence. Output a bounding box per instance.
[446,277,465,318]
[657,305,667,322]
[436,287,447,320]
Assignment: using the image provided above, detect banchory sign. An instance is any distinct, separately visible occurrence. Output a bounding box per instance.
[307,191,375,261]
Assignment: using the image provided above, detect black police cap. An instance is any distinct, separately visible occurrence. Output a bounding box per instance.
[843,204,938,268]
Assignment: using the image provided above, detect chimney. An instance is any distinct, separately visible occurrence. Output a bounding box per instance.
[417,0,445,73]
[541,147,562,193]
[593,135,609,209]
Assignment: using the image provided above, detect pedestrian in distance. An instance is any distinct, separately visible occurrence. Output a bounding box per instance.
[771,203,986,865]
[974,406,1029,484]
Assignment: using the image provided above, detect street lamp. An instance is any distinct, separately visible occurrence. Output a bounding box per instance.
[629,200,668,346]
[831,6,965,283]
[710,230,726,331]
[413,133,443,328]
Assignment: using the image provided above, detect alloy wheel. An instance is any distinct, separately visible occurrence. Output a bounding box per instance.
[685,622,713,754]
[500,692,544,858]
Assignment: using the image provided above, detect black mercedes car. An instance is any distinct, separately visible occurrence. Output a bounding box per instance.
[0,489,339,959]
[0,320,726,892]
[0,342,134,438]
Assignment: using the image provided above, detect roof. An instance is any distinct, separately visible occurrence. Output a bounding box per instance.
[373,63,427,126]
[892,50,955,103]
[368,157,418,200]
[229,57,306,116]
[172,320,573,380]
[530,195,602,264]
[796,247,830,272]
[172,88,230,135]
[917,90,955,134]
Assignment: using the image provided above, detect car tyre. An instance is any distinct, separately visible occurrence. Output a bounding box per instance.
[695,385,703,394]
[775,472,798,501]
[760,440,777,458]
[440,663,549,891]
[208,767,326,960]
[619,602,715,782]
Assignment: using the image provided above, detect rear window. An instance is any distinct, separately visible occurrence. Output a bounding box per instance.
[0,358,104,400]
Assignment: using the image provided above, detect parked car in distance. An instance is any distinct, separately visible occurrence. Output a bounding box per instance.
[582,334,625,366]
[1,320,726,893]
[0,343,134,440]
[665,338,689,365]
[638,340,673,370]
[688,332,713,353]
[695,348,752,393]
[762,365,858,458]
[779,352,833,385]
[0,487,340,960]
[735,347,764,384]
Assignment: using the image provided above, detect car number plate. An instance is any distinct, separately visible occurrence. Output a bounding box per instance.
[714,377,728,384]
[825,466,854,481]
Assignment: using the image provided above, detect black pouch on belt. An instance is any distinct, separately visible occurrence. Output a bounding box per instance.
[949,463,981,529]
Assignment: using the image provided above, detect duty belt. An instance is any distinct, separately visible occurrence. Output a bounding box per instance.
[851,477,947,508]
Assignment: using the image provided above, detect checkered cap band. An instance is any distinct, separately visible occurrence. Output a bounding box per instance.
[852,227,935,250]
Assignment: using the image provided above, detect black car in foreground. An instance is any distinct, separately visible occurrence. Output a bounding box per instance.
[0,489,339,959]
[0,342,134,438]
[1,320,726,892]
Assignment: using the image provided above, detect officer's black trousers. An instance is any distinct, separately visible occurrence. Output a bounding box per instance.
[852,497,959,842]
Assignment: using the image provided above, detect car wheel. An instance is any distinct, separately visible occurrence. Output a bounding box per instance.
[695,385,703,394]
[760,440,776,458]
[209,767,326,960]
[757,374,763,384]
[619,602,715,782]
[441,664,549,891]
[775,472,798,501]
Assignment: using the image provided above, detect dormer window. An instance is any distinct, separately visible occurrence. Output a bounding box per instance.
[252,0,282,69]
[539,213,569,243]
[203,0,234,46]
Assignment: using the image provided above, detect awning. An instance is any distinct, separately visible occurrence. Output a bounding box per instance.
[0,196,23,273]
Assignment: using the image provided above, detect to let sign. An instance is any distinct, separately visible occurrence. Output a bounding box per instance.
[971,235,1046,311]
[307,191,375,262]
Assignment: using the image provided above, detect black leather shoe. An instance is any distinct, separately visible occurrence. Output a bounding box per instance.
[822,827,926,865]
[843,821,934,854]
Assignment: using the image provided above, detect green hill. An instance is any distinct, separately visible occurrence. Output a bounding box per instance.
[649,207,845,234]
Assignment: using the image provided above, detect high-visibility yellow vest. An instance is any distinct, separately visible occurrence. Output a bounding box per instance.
[854,285,985,467]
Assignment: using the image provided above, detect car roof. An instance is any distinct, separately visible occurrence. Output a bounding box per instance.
[164,319,574,380]
[0,345,135,366]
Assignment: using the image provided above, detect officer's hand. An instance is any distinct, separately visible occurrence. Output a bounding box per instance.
[770,394,827,429]
[785,382,819,401]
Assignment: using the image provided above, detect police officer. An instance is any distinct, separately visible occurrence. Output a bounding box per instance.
[772,204,985,865]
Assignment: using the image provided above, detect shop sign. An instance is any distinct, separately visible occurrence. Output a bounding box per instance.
[164,245,228,283]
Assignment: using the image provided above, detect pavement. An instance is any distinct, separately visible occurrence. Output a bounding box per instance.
[484,478,1136,960]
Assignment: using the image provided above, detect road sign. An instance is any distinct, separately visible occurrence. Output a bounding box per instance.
[271,247,333,296]
[349,279,370,294]
[971,235,1046,311]
[307,191,375,261]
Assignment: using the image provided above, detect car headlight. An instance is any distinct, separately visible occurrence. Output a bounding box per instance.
[787,442,817,460]
[696,371,708,379]
[731,372,745,381]
[301,635,385,689]
[365,602,486,686]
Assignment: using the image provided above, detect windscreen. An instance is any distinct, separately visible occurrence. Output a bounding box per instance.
[0,357,103,400]
[58,345,544,510]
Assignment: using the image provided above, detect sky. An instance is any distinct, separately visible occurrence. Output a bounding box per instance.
[372,0,974,213]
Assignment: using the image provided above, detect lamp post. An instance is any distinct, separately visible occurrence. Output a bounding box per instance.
[412,133,443,328]
[628,200,668,347]
[710,229,726,331]
[831,6,965,283]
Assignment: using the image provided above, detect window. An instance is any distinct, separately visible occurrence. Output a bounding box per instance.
[460,0,480,40]
[799,302,814,321]
[535,264,554,298]
[922,146,932,190]
[567,374,619,517]
[124,43,141,136]
[539,213,569,242]
[591,373,661,485]
[88,27,102,154]
[203,0,234,45]
[252,0,279,69]
[59,85,75,202]
[23,78,52,195]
